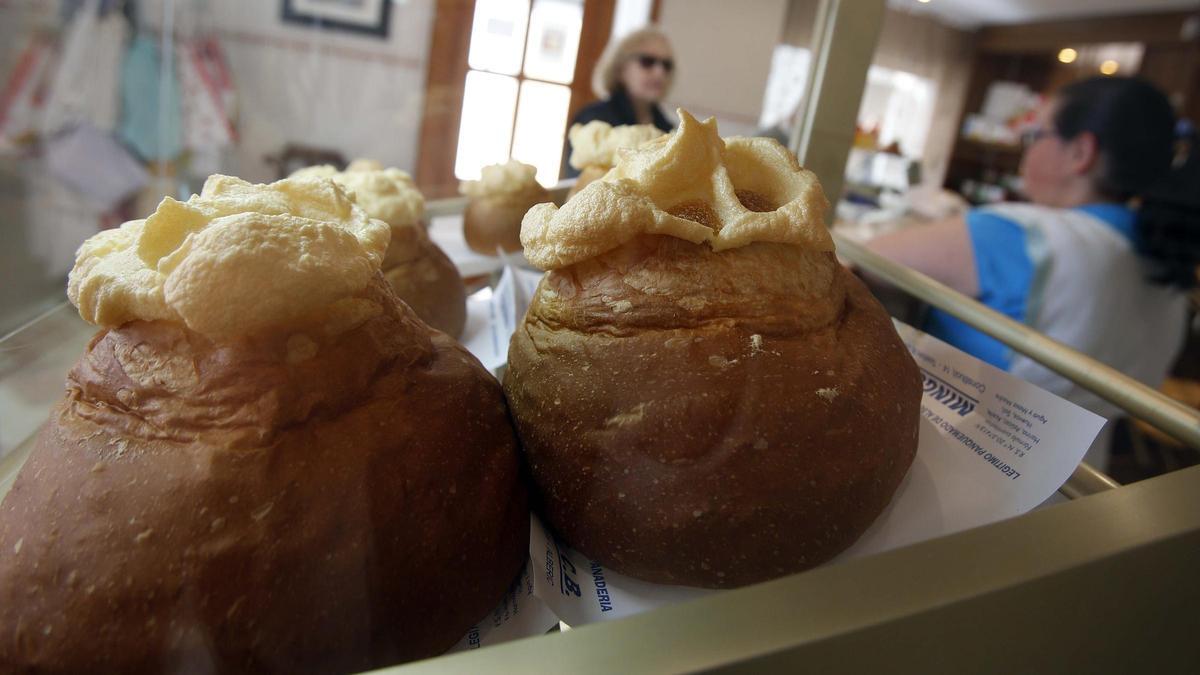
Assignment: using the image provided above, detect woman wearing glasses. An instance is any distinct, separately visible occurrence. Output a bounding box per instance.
[564,28,676,178]
[867,76,1194,470]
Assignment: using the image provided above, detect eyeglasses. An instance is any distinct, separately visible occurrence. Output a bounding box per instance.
[634,54,674,73]
[1021,127,1056,148]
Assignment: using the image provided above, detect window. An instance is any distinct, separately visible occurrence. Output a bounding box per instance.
[760,51,934,161]
[758,45,812,130]
[455,0,583,187]
[858,66,935,159]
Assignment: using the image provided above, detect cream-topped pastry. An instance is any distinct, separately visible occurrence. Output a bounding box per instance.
[291,160,425,233]
[503,109,920,589]
[565,121,666,200]
[5,169,527,670]
[523,110,830,270]
[68,174,389,338]
[459,159,551,255]
[567,120,665,171]
[459,159,543,199]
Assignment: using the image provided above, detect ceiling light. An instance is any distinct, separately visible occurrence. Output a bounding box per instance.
[918,0,931,4]
[1057,48,1077,64]
[1100,60,1119,75]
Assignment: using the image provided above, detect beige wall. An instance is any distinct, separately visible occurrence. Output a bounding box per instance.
[875,9,975,187]
[784,0,975,186]
[137,0,436,183]
[211,0,435,182]
[658,0,791,136]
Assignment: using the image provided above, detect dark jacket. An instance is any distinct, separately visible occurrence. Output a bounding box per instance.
[563,87,674,178]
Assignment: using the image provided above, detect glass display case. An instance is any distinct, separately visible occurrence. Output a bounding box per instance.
[1,0,1197,672]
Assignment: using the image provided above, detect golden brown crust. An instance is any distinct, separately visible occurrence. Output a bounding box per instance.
[0,277,527,673]
[463,189,550,255]
[526,236,842,335]
[503,238,919,588]
[383,224,467,337]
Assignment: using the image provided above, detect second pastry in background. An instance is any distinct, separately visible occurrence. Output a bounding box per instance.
[459,159,550,255]
[565,120,664,200]
[292,160,467,337]
[0,174,528,673]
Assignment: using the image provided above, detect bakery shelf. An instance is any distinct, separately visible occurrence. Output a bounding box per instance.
[2,193,1196,674]
[378,464,1200,674]
[3,0,1195,663]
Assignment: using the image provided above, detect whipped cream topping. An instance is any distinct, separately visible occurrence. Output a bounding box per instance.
[68,174,390,338]
[291,160,425,229]
[520,110,831,270]
[459,159,544,198]
[567,121,665,170]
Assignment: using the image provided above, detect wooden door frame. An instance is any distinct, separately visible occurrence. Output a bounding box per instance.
[415,0,476,199]
[567,0,616,124]
[415,0,616,198]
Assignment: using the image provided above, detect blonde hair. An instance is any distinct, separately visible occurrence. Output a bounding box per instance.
[592,27,674,99]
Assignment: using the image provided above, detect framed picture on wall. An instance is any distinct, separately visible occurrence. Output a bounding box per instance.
[281,0,391,39]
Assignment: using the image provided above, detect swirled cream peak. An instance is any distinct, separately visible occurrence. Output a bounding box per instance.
[459,159,543,198]
[291,160,425,228]
[67,174,391,338]
[568,120,665,170]
[521,109,831,270]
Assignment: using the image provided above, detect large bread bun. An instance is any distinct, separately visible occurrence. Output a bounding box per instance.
[0,175,527,672]
[503,111,919,588]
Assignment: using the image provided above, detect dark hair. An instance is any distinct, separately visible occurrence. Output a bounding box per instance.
[1055,76,1198,289]
[1053,76,1175,200]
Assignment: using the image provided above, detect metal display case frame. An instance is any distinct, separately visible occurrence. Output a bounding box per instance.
[1,1,1196,672]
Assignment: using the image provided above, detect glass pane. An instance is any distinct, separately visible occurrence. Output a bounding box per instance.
[759,44,812,129]
[610,0,655,40]
[858,66,935,159]
[510,79,571,187]
[522,0,583,84]
[454,70,520,181]
[467,0,532,76]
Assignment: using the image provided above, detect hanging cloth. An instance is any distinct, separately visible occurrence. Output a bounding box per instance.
[0,35,55,140]
[177,36,237,151]
[40,0,127,135]
[118,33,183,161]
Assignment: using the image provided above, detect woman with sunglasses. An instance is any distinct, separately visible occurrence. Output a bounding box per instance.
[564,28,676,178]
[866,76,1195,470]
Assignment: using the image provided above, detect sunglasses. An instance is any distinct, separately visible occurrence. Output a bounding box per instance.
[1021,126,1056,148]
[634,53,674,73]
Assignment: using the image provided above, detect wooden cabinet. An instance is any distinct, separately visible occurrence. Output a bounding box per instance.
[945,10,1200,200]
